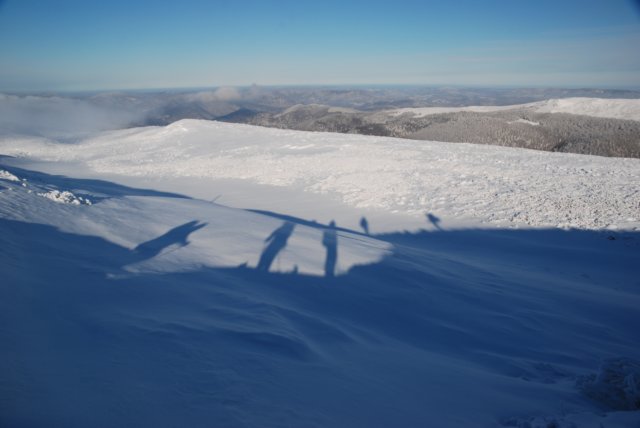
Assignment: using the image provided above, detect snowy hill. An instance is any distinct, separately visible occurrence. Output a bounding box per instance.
[1,119,638,230]
[244,98,640,158]
[388,97,640,121]
[1,122,639,427]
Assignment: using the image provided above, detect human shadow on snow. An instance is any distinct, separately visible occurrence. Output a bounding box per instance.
[257,221,296,272]
[2,215,638,365]
[133,221,207,260]
[2,213,639,426]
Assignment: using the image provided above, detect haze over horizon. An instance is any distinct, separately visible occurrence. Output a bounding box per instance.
[1,0,639,91]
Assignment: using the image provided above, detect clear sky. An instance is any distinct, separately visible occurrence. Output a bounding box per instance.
[1,0,639,91]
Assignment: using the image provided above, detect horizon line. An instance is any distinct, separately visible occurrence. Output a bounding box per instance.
[3,82,640,96]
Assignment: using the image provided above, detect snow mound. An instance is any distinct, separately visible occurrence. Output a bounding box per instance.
[37,189,92,205]
[0,169,20,182]
[578,358,640,411]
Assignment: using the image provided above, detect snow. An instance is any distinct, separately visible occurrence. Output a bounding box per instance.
[0,169,20,181]
[1,119,639,427]
[535,97,640,121]
[1,119,637,231]
[578,358,640,411]
[389,103,526,116]
[388,97,640,121]
[0,164,390,277]
[38,189,92,205]
[508,118,540,126]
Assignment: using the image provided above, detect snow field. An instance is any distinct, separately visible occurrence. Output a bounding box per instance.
[2,119,637,230]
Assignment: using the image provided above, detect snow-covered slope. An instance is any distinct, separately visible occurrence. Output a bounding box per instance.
[0,165,389,277]
[389,97,640,121]
[534,97,640,121]
[1,122,639,427]
[1,119,638,230]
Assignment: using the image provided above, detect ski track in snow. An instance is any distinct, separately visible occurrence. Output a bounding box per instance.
[1,119,638,231]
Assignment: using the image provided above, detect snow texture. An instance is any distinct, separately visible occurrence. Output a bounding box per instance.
[578,358,640,411]
[38,189,92,205]
[1,119,637,230]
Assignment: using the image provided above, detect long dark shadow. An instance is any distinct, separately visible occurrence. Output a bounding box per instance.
[359,216,370,235]
[133,221,207,261]
[257,221,296,272]
[322,221,338,278]
[247,208,363,235]
[426,213,443,231]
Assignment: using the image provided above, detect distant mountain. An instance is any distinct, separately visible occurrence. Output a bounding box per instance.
[216,107,260,123]
[4,88,640,157]
[83,85,640,127]
[239,99,640,158]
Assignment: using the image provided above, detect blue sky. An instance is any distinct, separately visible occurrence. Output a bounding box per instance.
[0,0,639,91]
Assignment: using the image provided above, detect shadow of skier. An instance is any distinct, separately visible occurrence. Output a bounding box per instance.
[360,216,370,235]
[426,213,443,231]
[323,220,338,278]
[257,221,296,272]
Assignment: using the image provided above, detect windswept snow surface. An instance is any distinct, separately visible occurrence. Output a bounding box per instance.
[1,121,639,427]
[1,119,638,230]
[389,97,640,121]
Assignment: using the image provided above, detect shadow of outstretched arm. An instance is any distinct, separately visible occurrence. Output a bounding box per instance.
[133,220,207,261]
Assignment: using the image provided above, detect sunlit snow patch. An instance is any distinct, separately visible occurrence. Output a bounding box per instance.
[38,189,92,205]
[508,118,540,126]
[0,169,20,182]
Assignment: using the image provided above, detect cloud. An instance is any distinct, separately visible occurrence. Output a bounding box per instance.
[0,94,144,137]
[186,86,242,103]
[213,86,241,101]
